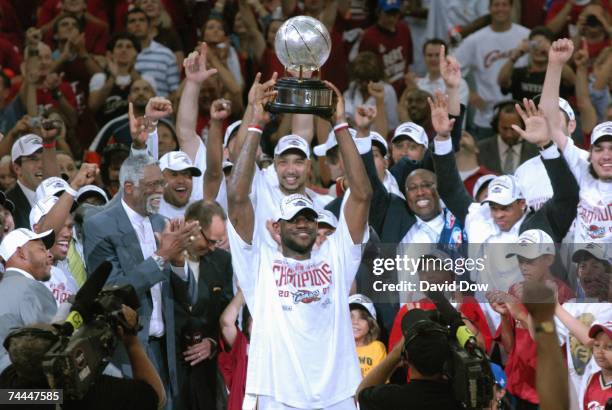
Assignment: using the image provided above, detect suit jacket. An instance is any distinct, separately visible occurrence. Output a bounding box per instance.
[6,184,32,229]
[0,269,57,372]
[477,136,539,174]
[83,200,197,395]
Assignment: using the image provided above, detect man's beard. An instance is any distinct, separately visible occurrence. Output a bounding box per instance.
[145,194,162,215]
[281,234,316,255]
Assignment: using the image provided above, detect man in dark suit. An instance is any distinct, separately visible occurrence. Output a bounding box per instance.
[83,154,200,410]
[6,134,44,229]
[477,103,539,174]
[173,200,233,409]
[0,228,56,372]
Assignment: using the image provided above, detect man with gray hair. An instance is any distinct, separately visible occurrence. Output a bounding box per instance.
[83,154,200,410]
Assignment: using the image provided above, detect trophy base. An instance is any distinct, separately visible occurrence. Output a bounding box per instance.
[267,77,333,117]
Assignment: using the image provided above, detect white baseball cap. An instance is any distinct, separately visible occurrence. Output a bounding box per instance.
[505,229,555,259]
[29,196,60,229]
[76,185,109,205]
[274,134,310,159]
[559,98,575,122]
[159,151,202,177]
[481,175,524,206]
[472,174,497,199]
[348,293,377,320]
[572,243,608,263]
[317,209,338,229]
[277,194,318,221]
[36,177,71,201]
[0,228,55,261]
[11,134,43,162]
[591,121,612,146]
[392,122,428,147]
[223,120,242,147]
[370,132,388,156]
[313,128,357,157]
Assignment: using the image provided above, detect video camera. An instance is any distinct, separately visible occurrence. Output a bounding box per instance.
[41,262,141,400]
[405,292,494,410]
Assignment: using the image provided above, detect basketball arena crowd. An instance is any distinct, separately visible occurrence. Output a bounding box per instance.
[0,0,610,409]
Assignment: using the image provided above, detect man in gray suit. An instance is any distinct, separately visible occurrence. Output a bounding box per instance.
[0,228,56,372]
[83,155,199,410]
[477,101,539,174]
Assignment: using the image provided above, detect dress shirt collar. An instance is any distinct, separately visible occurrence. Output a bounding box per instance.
[497,135,521,156]
[121,199,148,228]
[6,266,36,281]
[17,180,37,207]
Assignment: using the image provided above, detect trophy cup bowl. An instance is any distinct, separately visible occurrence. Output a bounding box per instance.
[267,16,334,117]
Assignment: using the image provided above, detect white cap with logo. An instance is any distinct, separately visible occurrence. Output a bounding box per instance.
[11,134,43,162]
[482,175,524,206]
[313,128,357,157]
[76,185,109,204]
[317,209,338,229]
[505,229,555,259]
[275,135,311,159]
[348,293,377,320]
[36,177,71,201]
[392,122,428,147]
[277,194,318,221]
[572,242,609,263]
[591,121,612,146]
[29,196,60,229]
[159,151,202,176]
[0,228,55,261]
[223,120,242,147]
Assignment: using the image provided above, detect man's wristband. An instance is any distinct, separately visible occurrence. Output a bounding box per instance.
[248,124,263,135]
[333,122,350,133]
[64,185,78,199]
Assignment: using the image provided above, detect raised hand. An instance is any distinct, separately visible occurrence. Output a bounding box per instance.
[548,38,574,67]
[354,105,377,130]
[511,98,550,147]
[25,27,42,48]
[69,163,100,190]
[183,43,218,85]
[252,82,276,126]
[367,81,385,102]
[439,45,462,89]
[157,218,201,264]
[573,38,589,68]
[183,338,213,366]
[248,72,277,106]
[428,89,456,138]
[145,97,173,122]
[210,98,232,121]
[323,80,346,125]
[129,102,153,149]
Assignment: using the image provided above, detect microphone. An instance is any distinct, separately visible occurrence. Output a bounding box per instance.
[61,261,113,335]
[427,290,479,351]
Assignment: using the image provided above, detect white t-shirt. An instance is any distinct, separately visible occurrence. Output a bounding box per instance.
[555,302,612,410]
[44,265,78,307]
[416,74,469,107]
[426,0,489,40]
[562,138,612,243]
[159,198,189,219]
[453,24,529,128]
[228,193,367,408]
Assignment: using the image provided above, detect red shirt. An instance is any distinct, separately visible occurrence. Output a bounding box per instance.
[218,328,249,410]
[463,166,497,200]
[388,298,493,353]
[0,0,23,49]
[10,81,78,111]
[509,278,575,305]
[0,35,23,75]
[545,0,611,38]
[584,371,611,410]
[359,22,412,97]
[261,47,285,82]
[520,0,547,29]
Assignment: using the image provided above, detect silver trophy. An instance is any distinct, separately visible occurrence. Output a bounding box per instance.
[267,16,334,117]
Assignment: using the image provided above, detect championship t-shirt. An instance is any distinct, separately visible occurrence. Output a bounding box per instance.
[227,193,367,408]
[357,341,387,378]
[562,138,612,242]
[44,265,78,307]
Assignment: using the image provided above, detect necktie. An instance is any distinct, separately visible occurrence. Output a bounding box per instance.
[67,240,87,287]
[503,146,515,174]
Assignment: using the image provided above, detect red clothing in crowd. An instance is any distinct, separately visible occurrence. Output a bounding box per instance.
[0,0,24,49]
[359,22,412,97]
[0,36,23,76]
[509,278,575,306]
[583,371,611,410]
[261,47,284,83]
[463,166,497,199]
[218,328,249,410]
[520,0,547,29]
[9,80,78,111]
[545,0,611,39]
[388,298,493,354]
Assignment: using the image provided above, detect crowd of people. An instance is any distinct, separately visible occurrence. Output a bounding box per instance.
[0,0,610,409]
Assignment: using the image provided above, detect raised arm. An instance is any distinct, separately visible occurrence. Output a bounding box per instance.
[227,84,276,243]
[540,39,574,151]
[220,290,245,348]
[239,0,267,62]
[439,45,462,117]
[204,99,232,200]
[573,40,598,135]
[324,81,372,244]
[177,44,219,161]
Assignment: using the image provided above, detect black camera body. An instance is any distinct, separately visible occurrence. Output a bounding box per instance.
[42,284,140,400]
[446,338,494,409]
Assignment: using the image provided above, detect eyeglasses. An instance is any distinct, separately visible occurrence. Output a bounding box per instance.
[201,228,222,246]
[406,182,436,192]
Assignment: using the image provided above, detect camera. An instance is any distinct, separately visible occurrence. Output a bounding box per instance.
[41,284,140,400]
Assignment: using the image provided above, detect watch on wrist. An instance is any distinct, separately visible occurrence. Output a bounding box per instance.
[152,253,167,270]
[535,320,555,334]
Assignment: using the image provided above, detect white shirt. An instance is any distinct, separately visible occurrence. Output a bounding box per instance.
[562,138,612,243]
[383,170,404,199]
[228,193,366,408]
[453,24,530,128]
[400,213,444,244]
[17,180,37,207]
[121,199,165,337]
[9,266,36,281]
[497,136,522,174]
[44,265,78,307]
[416,74,469,106]
[343,82,399,131]
[159,198,188,219]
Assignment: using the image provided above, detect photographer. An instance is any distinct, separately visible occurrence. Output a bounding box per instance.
[0,304,165,410]
[356,309,462,410]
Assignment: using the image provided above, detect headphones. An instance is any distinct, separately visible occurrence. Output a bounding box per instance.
[490,100,521,131]
[401,320,448,361]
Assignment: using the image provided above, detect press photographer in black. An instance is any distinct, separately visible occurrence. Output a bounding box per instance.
[0,304,165,410]
[356,308,463,410]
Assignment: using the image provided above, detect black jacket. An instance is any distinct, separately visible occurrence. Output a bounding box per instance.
[6,183,31,229]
